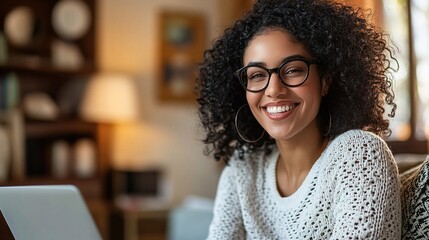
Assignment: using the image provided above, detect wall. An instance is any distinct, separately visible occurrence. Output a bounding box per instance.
[96,0,223,205]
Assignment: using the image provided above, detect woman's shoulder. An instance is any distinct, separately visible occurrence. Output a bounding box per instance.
[324,129,396,172]
[329,129,388,150]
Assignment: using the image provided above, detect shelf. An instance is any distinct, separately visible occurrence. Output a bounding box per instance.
[25,119,97,138]
[0,57,95,77]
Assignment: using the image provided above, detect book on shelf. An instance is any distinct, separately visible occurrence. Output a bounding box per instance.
[0,108,25,182]
[0,73,19,112]
[0,71,25,181]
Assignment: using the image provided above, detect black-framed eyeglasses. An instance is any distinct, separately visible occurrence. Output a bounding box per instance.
[235,56,317,92]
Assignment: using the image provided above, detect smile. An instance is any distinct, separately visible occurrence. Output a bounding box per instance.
[266,104,298,114]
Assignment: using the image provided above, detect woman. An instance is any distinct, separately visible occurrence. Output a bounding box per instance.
[197,0,401,239]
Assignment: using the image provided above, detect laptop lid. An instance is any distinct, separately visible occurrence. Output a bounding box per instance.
[0,185,101,240]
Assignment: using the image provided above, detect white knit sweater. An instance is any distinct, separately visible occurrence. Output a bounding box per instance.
[207,130,401,239]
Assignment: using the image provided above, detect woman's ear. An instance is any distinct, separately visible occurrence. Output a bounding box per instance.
[321,76,331,96]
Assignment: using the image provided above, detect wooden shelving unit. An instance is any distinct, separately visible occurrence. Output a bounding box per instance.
[0,0,111,239]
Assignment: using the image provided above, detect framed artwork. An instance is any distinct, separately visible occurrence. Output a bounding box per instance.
[158,11,206,103]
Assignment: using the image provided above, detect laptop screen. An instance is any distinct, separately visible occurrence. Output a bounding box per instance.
[0,185,101,240]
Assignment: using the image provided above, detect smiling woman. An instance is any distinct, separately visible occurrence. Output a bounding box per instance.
[242,30,326,144]
[196,0,401,239]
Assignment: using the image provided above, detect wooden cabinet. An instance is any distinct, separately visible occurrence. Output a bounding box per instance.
[0,0,110,238]
[110,207,170,240]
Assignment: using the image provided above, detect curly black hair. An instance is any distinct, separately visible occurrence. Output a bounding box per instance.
[197,0,397,162]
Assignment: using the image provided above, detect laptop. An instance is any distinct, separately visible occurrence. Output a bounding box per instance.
[0,185,101,240]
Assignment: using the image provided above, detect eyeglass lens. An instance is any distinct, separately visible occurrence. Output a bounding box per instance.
[240,60,309,91]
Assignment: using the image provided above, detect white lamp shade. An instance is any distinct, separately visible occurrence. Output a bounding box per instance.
[80,73,139,123]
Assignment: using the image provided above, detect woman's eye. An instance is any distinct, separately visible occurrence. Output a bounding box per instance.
[248,72,268,81]
[283,68,304,77]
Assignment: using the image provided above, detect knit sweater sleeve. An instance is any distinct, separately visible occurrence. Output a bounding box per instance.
[207,159,245,240]
[330,131,401,239]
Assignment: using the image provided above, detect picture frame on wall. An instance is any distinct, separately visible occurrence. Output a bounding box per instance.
[158,11,206,103]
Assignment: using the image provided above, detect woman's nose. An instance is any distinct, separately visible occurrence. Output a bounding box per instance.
[264,73,288,97]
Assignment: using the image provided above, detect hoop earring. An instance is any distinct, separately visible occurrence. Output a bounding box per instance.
[318,97,332,137]
[322,106,332,137]
[235,104,265,143]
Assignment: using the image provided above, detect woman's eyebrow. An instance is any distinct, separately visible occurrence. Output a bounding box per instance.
[280,54,308,63]
[245,54,308,67]
[246,61,266,67]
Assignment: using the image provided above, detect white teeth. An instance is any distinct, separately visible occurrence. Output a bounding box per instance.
[266,104,296,114]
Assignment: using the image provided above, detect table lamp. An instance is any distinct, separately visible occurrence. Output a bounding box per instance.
[80,73,139,123]
[78,73,139,178]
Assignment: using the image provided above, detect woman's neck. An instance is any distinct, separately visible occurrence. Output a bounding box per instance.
[275,124,329,196]
[276,133,327,174]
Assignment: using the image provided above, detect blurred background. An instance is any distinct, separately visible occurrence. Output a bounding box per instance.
[0,0,428,239]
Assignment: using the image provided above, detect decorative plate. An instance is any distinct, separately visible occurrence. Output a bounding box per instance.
[51,0,91,40]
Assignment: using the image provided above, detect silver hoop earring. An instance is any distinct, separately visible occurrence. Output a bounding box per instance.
[322,106,332,137]
[235,104,265,143]
[319,97,332,137]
